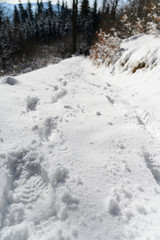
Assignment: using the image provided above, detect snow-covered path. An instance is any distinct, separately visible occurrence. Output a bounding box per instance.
[1,57,160,240]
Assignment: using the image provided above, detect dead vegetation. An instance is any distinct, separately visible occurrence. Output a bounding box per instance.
[132,62,146,73]
[90,30,121,67]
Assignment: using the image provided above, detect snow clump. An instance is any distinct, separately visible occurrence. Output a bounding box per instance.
[51,165,68,186]
[3,76,19,86]
[61,190,79,205]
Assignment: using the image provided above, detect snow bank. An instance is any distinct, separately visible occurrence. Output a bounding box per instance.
[108,34,160,141]
[90,33,160,74]
[116,34,160,73]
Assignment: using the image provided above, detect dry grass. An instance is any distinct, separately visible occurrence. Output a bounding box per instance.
[90,30,121,67]
[132,62,146,73]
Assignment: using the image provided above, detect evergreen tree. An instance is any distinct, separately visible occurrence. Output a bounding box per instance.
[102,0,107,14]
[81,0,90,17]
[65,1,68,10]
[56,0,61,36]
[0,5,4,26]
[110,0,119,22]
[36,0,44,17]
[13,5,20,26]
[39,0,44,15]
[47,0,53,18]
[36,0,40,15]
[27,0,34,21]
[72,0,78,53]
[92,0,98,30]
[57,0,60,15]
[106,3,110,15]
[62,0,65,13]
[61,0,70,20]
[93,0,97,15]
[19,0,28,23]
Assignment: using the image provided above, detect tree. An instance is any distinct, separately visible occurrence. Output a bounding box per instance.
[81,0,90,17]
[0,4,4,26]
[72,0,78,53]
[27,0,34,21]
[39,0,44,12]
[36,0,44,17]
[62,0,65,13]
[92,0,98,30]
[13,5,20,27]
[102,0,107,14]
[57,0,60,15]
[110,0,119,21]
[47,0,53,18]
[19,0,28,23]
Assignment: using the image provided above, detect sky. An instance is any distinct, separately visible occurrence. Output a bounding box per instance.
[5,0,102,8]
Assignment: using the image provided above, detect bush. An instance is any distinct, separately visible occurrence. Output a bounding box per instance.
[90,30,121,67]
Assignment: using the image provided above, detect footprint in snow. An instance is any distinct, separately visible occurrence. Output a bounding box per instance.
[2,148,57,228]
[39,117,58,141]
[64,105,72,109]
[107,198,121,216]
[118,143,125,150]
[52,89,67,103]
[96,111,102,116]
[54,85,59,91]
[26,96,39,112]
[143,150,160,185]
[106,82,111,87]
[106,96,115,104]
[62,81,67,86]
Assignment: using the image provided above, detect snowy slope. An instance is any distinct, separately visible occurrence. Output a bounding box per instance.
[1,35,160,240]
[114,34,160,140]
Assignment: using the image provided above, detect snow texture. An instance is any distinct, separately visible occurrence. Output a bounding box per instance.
[1,34,160,239]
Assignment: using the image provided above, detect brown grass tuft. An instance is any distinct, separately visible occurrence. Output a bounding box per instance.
[132,62,146,73]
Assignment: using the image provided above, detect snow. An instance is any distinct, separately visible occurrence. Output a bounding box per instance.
[1,34,160,239]
[26,97,39,112]
[3,77,19,86]
[108,198,121,216]
[116,34,160,73]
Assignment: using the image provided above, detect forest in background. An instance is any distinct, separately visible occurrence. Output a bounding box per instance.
[0,0,160,75]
